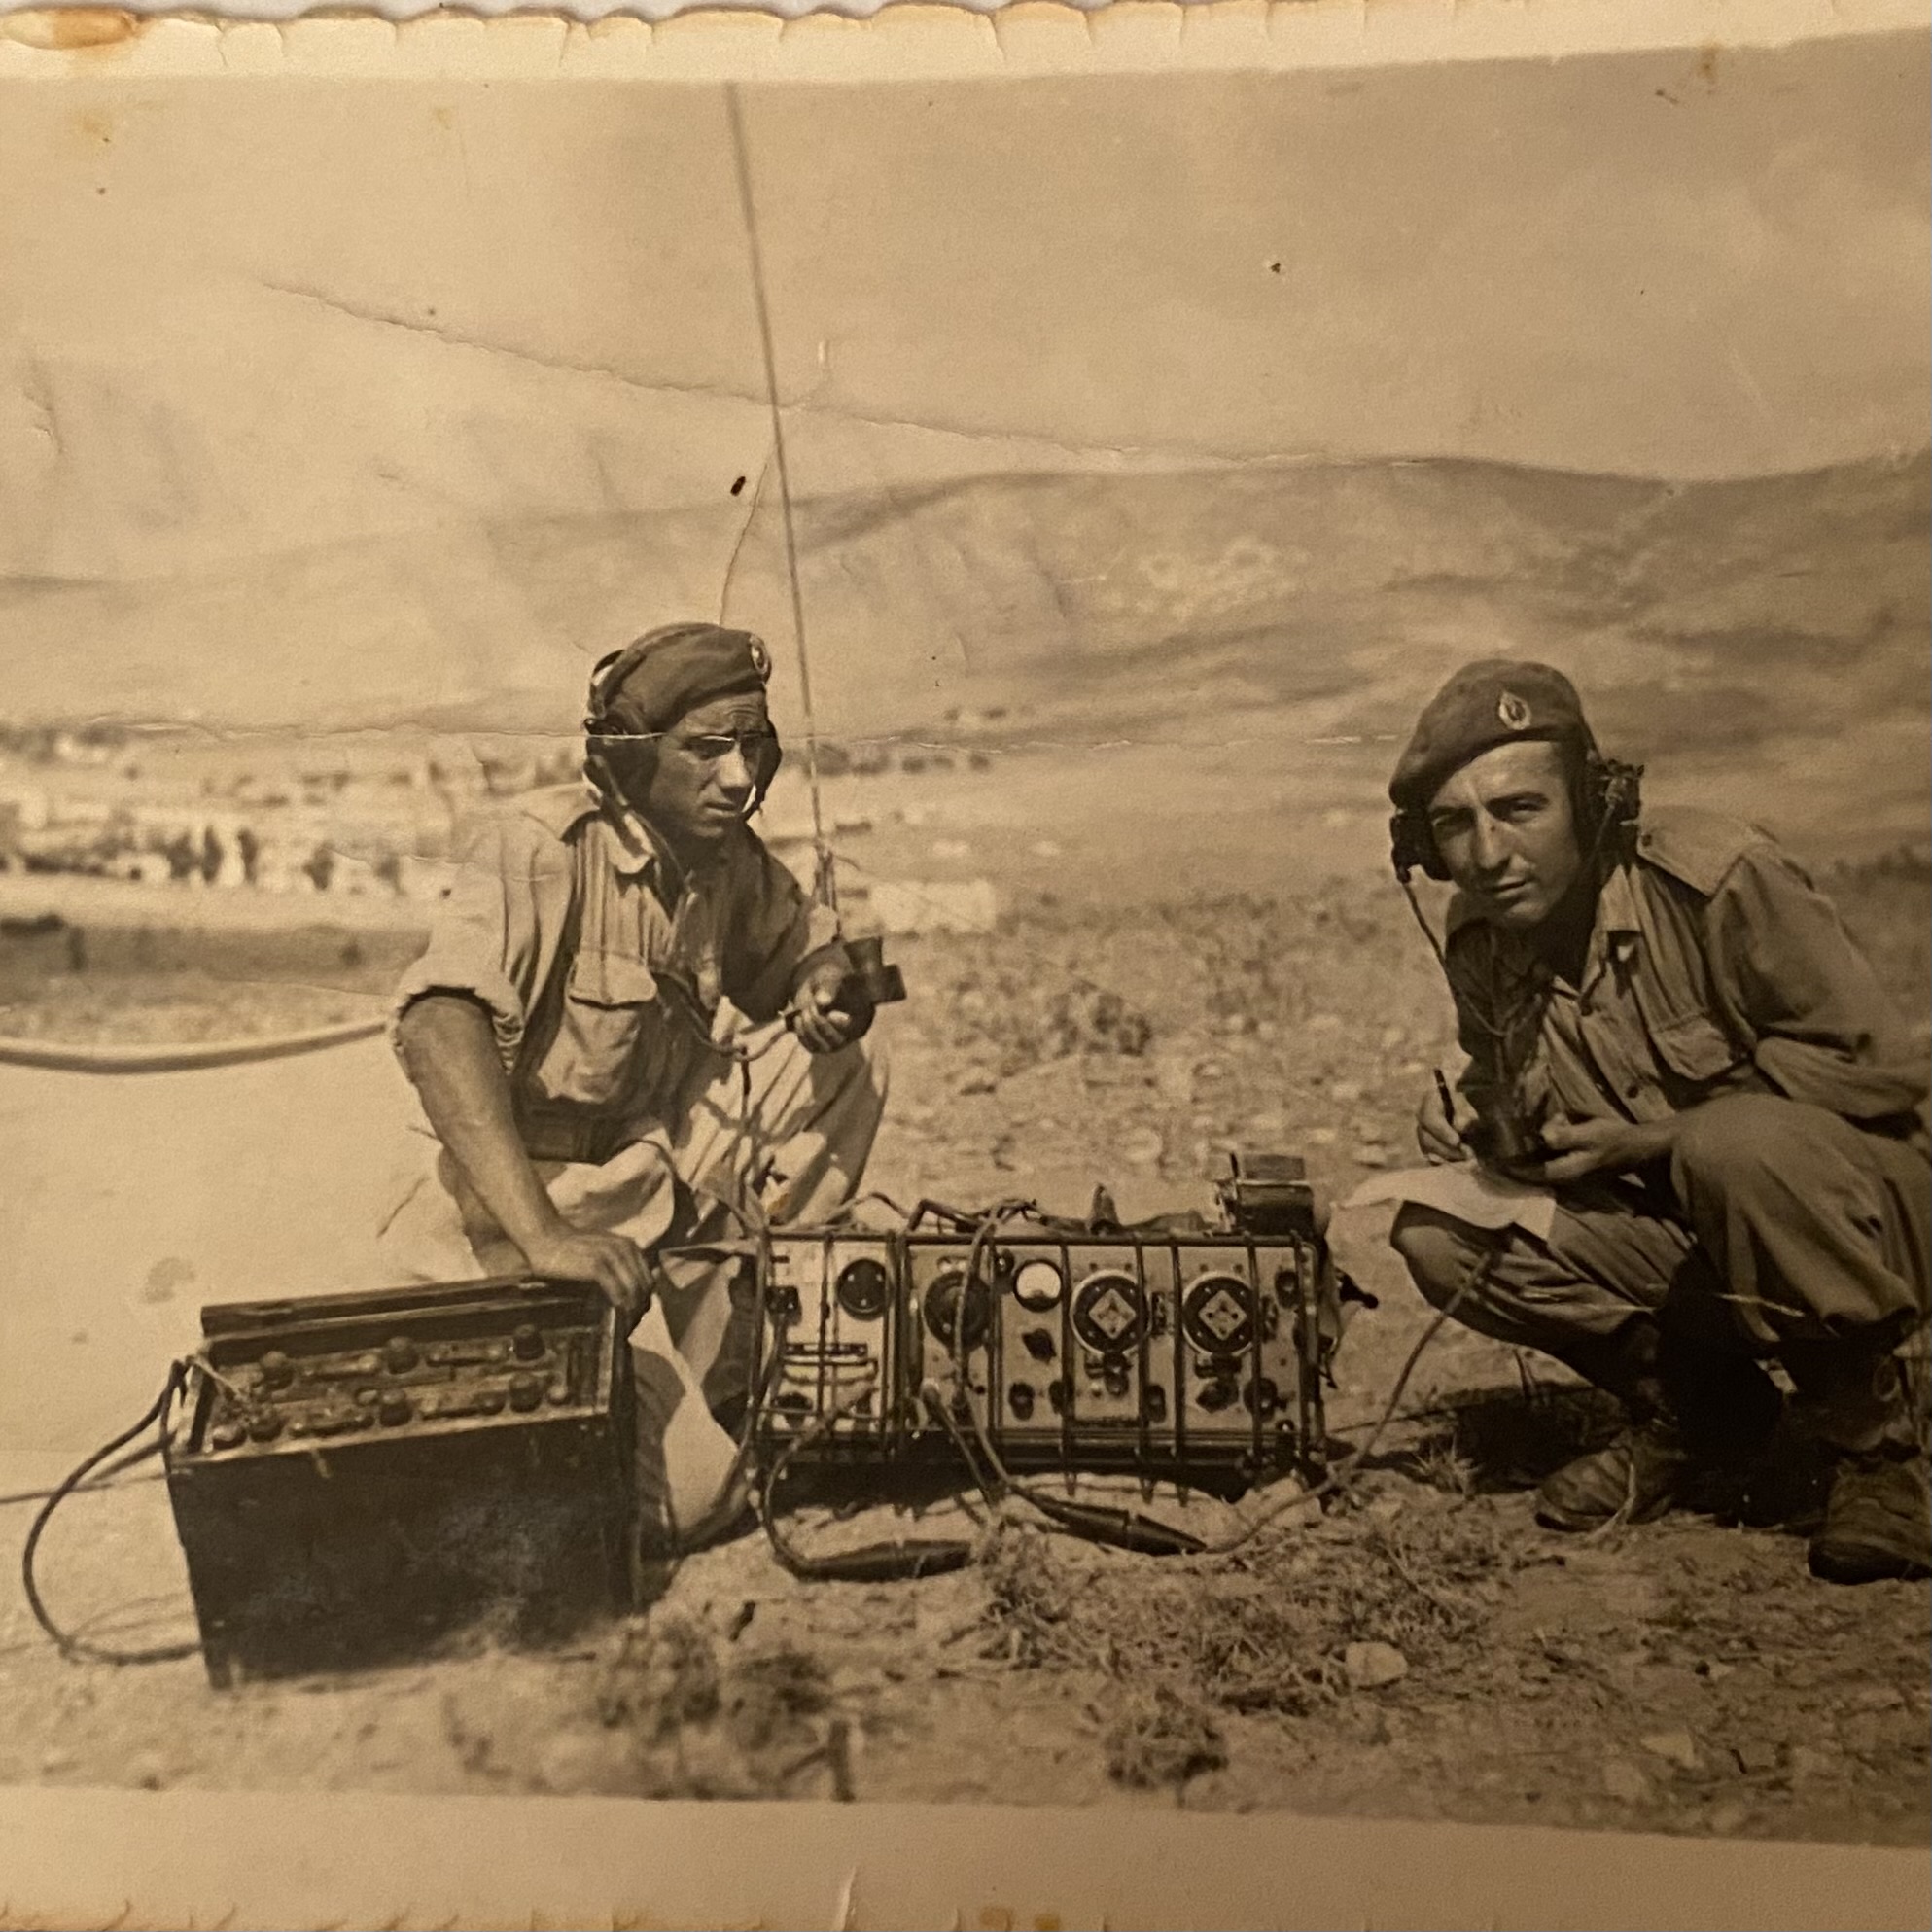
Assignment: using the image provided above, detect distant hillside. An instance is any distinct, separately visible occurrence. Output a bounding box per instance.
[3,453,1925,778]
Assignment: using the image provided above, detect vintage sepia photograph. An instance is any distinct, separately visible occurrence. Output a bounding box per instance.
[2,12,1927,1881]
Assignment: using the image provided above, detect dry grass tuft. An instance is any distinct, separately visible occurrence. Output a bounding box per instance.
[722,1644,832,1755]
[970,1491,1524,1787]
[1101,1681,1228,1789]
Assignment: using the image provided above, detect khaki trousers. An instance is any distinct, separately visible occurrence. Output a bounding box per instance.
[1391,1095,1929,1414]
[377,1025,889,1539]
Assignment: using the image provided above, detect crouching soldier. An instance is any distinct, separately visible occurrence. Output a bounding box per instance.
[379,622,889,1539]
[1386,658,1928,1583]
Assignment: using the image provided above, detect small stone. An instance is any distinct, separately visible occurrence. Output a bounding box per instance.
[1695,1660,1736,1683]
[1308,1013,1343,1033]
[1640,1729,1703,1773]
[1328,1080,1365,1106]
[1307,1127,1337,1146]
[958,1074,997,1097]
[126,1749,170,1791]
[1708,1800,1750,1836]
[1850,1685,1904,1712]
[1121,1127,1165,1168]
[1352,1144,1390,1169]
[39,1749,76,1776]
[1602,1758,1653,1805]
[1788,1745,1838,1782]
[1732,1738,1781,1776]
[1343,1641,1409,1690]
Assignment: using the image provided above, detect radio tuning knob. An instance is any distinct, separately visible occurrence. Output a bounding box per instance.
[508,1371,544,1413]
[378,1391,413,1428]
[258,1350,294,1390]
[382,1336,420,1375]
[246,1409,284,1443]
[511,1323,544,1362]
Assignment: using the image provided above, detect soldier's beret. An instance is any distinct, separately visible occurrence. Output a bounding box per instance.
[1388,658,1596,811]
[587,623,773,738]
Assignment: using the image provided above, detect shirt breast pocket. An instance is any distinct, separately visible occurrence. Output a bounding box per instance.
[1645,1008,1750,1088]
[542,947,661,1109]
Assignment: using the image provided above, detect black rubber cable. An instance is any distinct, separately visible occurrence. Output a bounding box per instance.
[20,1360,203,1666]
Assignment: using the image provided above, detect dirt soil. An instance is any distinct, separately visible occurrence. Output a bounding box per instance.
[2,857,1927,1845]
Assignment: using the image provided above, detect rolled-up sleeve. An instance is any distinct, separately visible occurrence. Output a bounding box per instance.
[725,843,845,1024]
[389,810,570,1069]
[1709,845,1931,1122]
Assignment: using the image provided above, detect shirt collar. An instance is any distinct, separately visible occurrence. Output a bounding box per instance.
[1445,860,1644,986]
[525,779,742,886]
[590,789,742,890]
[600,799,674,881]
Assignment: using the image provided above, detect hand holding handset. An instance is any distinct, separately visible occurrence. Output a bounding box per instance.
[1422,1067,1554,1179]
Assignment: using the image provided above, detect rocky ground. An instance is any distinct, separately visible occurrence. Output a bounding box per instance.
[1,855,1927,1845]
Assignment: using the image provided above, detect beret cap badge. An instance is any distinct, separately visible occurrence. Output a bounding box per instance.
[1496,690,1533,731]
[746,634,772,682]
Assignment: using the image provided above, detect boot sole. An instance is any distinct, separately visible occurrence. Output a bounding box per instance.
[1808,1540,1932,1586]
[1535,1493,1679,1534]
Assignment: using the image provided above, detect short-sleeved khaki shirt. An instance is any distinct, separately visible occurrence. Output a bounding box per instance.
[392,783,842,1158]
[1444,806,1930,1142]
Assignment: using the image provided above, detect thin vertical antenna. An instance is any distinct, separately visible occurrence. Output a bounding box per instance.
[725,83,837,919]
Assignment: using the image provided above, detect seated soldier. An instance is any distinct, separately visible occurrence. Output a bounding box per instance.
[1386,659,1929,1584]
[379,622,888,1533]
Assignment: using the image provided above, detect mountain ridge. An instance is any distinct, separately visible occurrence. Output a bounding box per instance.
[3,450,1925,757]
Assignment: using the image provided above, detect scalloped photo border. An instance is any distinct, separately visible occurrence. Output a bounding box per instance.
[0,0,1921,79]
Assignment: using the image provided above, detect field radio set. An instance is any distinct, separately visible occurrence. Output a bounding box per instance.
[21,1142,1353,1684]
[158,1277,636,1686]
[751,1153,1342,1491]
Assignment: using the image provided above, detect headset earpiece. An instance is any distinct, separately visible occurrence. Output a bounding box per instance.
[1389,808,1451,885]
[740,725,784,815]
[1586,755,1644,857]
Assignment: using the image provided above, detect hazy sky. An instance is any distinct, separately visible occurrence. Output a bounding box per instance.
[0,28,1925,586]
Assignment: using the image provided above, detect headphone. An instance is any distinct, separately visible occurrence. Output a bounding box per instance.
[1389,742,1643,884]
[582,629,786,817]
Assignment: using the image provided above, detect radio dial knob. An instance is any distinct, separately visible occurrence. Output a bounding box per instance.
[511,1323,545,1362]
[508,1371,544,1413]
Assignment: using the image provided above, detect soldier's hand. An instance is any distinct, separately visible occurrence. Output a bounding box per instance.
[1535,1115,1677,1185]
[1416,1084,1471,1165]
[790,954,863,1055]
[519,1225,653,1327]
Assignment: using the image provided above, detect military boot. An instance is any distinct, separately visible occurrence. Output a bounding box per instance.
[1533,1320,1783,1534]
[1534,1416,1694,1531]
[1784,1337,1932,1585]
[1809,1448,1932,1584]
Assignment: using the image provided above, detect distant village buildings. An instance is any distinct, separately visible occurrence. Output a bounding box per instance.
[0,720,1005,936]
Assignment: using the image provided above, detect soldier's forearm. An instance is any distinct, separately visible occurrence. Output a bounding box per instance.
[394,993,560,1257]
